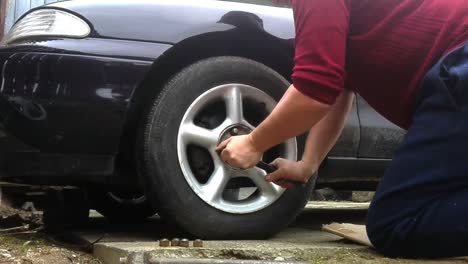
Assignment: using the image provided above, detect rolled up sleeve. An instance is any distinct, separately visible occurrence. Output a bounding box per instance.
[291,0,350,105]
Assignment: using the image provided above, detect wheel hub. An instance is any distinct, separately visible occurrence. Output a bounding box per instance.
[218,124,252,145]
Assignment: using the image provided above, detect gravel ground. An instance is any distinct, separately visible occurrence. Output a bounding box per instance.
[0,235,100,264]
[0,204,100,264]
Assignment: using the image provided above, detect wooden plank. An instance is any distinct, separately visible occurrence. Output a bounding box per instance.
[0,0,6,39]
[30,0,45,8]
[14,0,31,21]
[4,0,16,34]
[322,223,374,248]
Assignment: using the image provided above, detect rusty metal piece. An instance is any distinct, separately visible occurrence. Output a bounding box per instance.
[179,238,189,247]
[159,238,170,247]
[193,239,203,247]
[170,238,180,247]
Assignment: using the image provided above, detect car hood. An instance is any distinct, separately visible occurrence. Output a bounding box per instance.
[45,0,294,44]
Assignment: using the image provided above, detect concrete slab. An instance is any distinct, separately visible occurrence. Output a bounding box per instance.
[92,225,366,264]
[75,202,468,264]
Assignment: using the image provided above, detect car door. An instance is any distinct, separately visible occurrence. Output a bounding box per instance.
[317,93,361,185]
[356,96,406,183]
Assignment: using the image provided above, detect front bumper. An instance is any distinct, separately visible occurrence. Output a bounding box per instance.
[0,50,149,154]
[0,38,169,181]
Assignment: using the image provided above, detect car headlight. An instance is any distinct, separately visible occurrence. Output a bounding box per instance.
[4,9,91,44]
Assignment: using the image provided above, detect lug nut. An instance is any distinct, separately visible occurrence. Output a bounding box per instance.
[171,238,180,247]
[193,239,203,247]
[180,238,190,247]
[232,128,239,135]
[159,238,170,247]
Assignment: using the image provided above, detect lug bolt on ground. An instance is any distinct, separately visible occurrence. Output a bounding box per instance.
[159,238,170,247]
[180,238,190,247]
[171,238,180,247]
[193,239,203,247]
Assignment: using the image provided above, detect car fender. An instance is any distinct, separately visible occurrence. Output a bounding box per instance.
[45,0,295,45]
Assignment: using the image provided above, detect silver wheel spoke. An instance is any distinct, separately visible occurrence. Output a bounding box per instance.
[225,86,243,123]
[210,149,224,169]
[214,119,232,134]
[242,120,256,130]
[247,167,282,198]
[201,166,229,203]
[180,123,218,149]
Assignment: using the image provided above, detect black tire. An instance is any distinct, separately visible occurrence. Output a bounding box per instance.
[87,189,156,223]
[138,56,315,239]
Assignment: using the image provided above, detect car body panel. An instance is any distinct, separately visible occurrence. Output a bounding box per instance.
[318,97,405,188]
[328,94,360,158]
[0,38,170,181]
[46,0,295,44]
[357,96,405,159]
[0,38,172,62]
[316,94,361,186]
[0,50,155,154]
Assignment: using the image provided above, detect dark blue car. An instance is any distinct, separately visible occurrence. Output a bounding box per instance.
[0,0,404,238]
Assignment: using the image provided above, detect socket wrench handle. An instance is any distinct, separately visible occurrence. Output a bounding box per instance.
[256,160,277,174]
[257,160,306,188]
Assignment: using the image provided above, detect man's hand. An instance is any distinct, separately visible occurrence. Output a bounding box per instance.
[216,134,262,169]
[265,159,315,188]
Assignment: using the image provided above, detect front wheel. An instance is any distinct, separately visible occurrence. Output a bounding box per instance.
[138,57,314,239]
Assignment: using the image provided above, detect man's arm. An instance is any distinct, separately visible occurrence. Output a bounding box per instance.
[302,89,354,171]
[265,89,354,187]
[249,85,331,152]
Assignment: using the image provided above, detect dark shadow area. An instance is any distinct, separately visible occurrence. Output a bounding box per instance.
[294,208,367,229]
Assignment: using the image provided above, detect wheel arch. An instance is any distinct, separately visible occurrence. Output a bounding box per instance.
[117,29,295,167]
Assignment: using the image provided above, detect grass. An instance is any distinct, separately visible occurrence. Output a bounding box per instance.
[0,233,47,253]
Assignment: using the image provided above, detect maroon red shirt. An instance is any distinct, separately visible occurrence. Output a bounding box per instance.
[291,0,468,128]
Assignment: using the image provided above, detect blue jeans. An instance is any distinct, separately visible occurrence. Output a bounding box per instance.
[367,43,468,258]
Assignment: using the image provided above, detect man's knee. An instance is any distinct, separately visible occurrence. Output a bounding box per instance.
[366,205,415,258]
[368,197,468,258]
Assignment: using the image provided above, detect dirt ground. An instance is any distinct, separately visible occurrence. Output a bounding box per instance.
[0,204,100,264]
[4,192,466,264]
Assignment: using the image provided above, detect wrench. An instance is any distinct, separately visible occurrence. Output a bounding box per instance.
[255,160,277,174]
